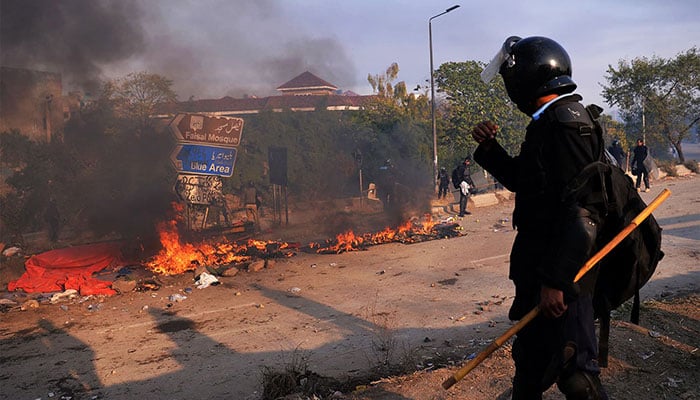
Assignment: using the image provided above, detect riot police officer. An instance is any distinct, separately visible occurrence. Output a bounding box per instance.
[472,36,608,399]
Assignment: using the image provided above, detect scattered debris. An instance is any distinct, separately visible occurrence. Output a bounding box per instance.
[111,278,137,294]
[288,287,302,295]
[136,278,161,291]
[50,289,79,303]
[20,299,39,310]
[2,246,21,257]
[248,260,266,272]
[168,293,187,302]
[438,278,458,286]
[195,272,219,289]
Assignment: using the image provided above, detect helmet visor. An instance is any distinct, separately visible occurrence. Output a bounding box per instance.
[480,36,521,83]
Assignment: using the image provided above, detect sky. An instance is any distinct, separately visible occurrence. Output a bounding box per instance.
[2,0,699,115]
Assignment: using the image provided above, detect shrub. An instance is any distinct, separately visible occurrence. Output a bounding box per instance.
[656,160,678,177]
[683,160,699,174]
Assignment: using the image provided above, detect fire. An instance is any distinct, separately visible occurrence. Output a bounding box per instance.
[145,212,459,275]
[307,214,453,254]
[145,219,294,276]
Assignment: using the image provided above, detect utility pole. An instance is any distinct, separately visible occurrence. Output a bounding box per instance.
[429,5,460,192]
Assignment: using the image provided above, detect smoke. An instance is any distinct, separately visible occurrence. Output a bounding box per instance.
[0,0,147,94]
[133,1,357,99]
[1,0,357,99]
[0,0,368,250]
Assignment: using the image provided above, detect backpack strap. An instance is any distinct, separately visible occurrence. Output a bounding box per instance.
[560,161,610,209]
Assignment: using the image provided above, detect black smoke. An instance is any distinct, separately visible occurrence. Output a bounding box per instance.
[0,0,146,94]
[0,0,357,99]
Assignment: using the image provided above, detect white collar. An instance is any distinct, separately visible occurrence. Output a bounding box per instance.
[531,93,578,121]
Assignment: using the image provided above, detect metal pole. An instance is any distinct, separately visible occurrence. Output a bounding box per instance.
[642,100,646,143]
[429,5,460,193]
[359,167,363,208]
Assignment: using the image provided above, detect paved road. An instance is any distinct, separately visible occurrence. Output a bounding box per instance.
[1,173,697,400]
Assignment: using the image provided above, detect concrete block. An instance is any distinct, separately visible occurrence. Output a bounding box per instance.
[470,193,500,208]
[675,165,692,176]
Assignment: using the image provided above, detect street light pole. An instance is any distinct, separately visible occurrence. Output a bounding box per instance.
[429,5,460,192]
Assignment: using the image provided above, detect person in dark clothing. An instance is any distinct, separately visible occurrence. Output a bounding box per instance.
[472,36,608,400]
[452,157,475,216]
[377,159,397,210]
[607,139,626,171]
[631,138,650,192]
[437,167,450,199]
[243,181,261,232]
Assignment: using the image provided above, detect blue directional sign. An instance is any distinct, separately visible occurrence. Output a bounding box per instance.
[170,144,237,177]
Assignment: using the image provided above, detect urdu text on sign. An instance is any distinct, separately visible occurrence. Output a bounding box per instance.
[169,113,244,146]
[170,143,237,177]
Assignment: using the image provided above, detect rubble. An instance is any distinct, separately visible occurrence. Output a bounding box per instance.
[50,289,79,303]
[2,246,22,257]
[194,272,219,289]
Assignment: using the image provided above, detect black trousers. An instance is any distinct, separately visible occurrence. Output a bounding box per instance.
[508,208,603,399]
[459,192,469,215]
[635,168,650,189]
[438,184,449,198]
[511,295,601,399]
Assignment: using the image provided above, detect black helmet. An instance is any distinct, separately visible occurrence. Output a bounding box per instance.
[495,36,577,113]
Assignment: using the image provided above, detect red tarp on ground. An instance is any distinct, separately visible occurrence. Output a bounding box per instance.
[8,242,123,296]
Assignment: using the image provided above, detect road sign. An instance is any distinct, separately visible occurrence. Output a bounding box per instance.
[175,174,223,205]
[169,113,244,146]
[170,143,238,177]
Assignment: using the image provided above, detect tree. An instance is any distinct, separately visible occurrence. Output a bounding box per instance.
[362,63,432,187]
[602,48,700,163]
[102,71,177,133]
[434,61,528,167]
[0,72,179,245]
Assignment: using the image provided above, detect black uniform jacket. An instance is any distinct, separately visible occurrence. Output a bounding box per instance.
[474,94,602,304]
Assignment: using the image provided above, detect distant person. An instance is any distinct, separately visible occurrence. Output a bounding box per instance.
[437,167,450,199]
[377,159,397,210]
[243,181,261,232]
[452,156,475,216]
[607,139,626,171]
[631,138,650,192]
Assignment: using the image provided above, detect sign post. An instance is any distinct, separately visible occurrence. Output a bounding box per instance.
[169,113,244,146]
[174,174,223,205]
[168,113,244,230]
[170,143,237,177]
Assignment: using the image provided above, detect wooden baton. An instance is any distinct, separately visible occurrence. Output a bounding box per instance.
[442,188,671,390]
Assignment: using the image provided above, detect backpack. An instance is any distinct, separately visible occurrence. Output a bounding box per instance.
[451,167,460,189]
[560,104,664,366]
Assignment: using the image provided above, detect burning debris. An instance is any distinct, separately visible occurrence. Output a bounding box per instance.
[145,214,462,275]
[145,218,296,275]
[304,215,462,254]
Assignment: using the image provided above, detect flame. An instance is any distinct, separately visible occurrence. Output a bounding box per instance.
[145,218,294,276]
[145,212,457,275]
[309,214,446,254]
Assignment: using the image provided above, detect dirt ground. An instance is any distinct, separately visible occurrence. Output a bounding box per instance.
[1,173,698,400]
